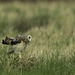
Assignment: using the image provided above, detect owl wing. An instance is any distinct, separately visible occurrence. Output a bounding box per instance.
[2,36,21,45]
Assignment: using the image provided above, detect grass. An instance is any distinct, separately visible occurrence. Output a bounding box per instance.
[0,2,75,75]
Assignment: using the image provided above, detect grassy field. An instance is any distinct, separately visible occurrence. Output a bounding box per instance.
[0,2,75,75]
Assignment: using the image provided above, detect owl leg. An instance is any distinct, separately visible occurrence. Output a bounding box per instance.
[19,52,22,59]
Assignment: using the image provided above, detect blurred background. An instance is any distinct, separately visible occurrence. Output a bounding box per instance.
[0,0,75,36]
[0,0,73,2]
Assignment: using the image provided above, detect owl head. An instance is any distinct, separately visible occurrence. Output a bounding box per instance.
[21,35,32,44]
[27,35,32,42]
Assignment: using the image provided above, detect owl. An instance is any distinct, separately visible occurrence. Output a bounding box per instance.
[2,35,32,54]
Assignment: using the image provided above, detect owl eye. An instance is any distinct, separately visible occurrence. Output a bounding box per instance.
[29,36,31,39]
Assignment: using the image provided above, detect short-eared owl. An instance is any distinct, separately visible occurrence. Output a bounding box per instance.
[2,35,32,54]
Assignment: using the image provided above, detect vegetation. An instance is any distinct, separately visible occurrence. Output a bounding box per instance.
[0,0,73,2]
[0,2,75,75]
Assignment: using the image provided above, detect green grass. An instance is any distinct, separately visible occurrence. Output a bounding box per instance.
[0,2,75,75]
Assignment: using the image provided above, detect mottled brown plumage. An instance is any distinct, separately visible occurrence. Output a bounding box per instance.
[2,35,32,54]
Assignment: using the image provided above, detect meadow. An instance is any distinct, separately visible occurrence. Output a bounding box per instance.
[0,2,75,75]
